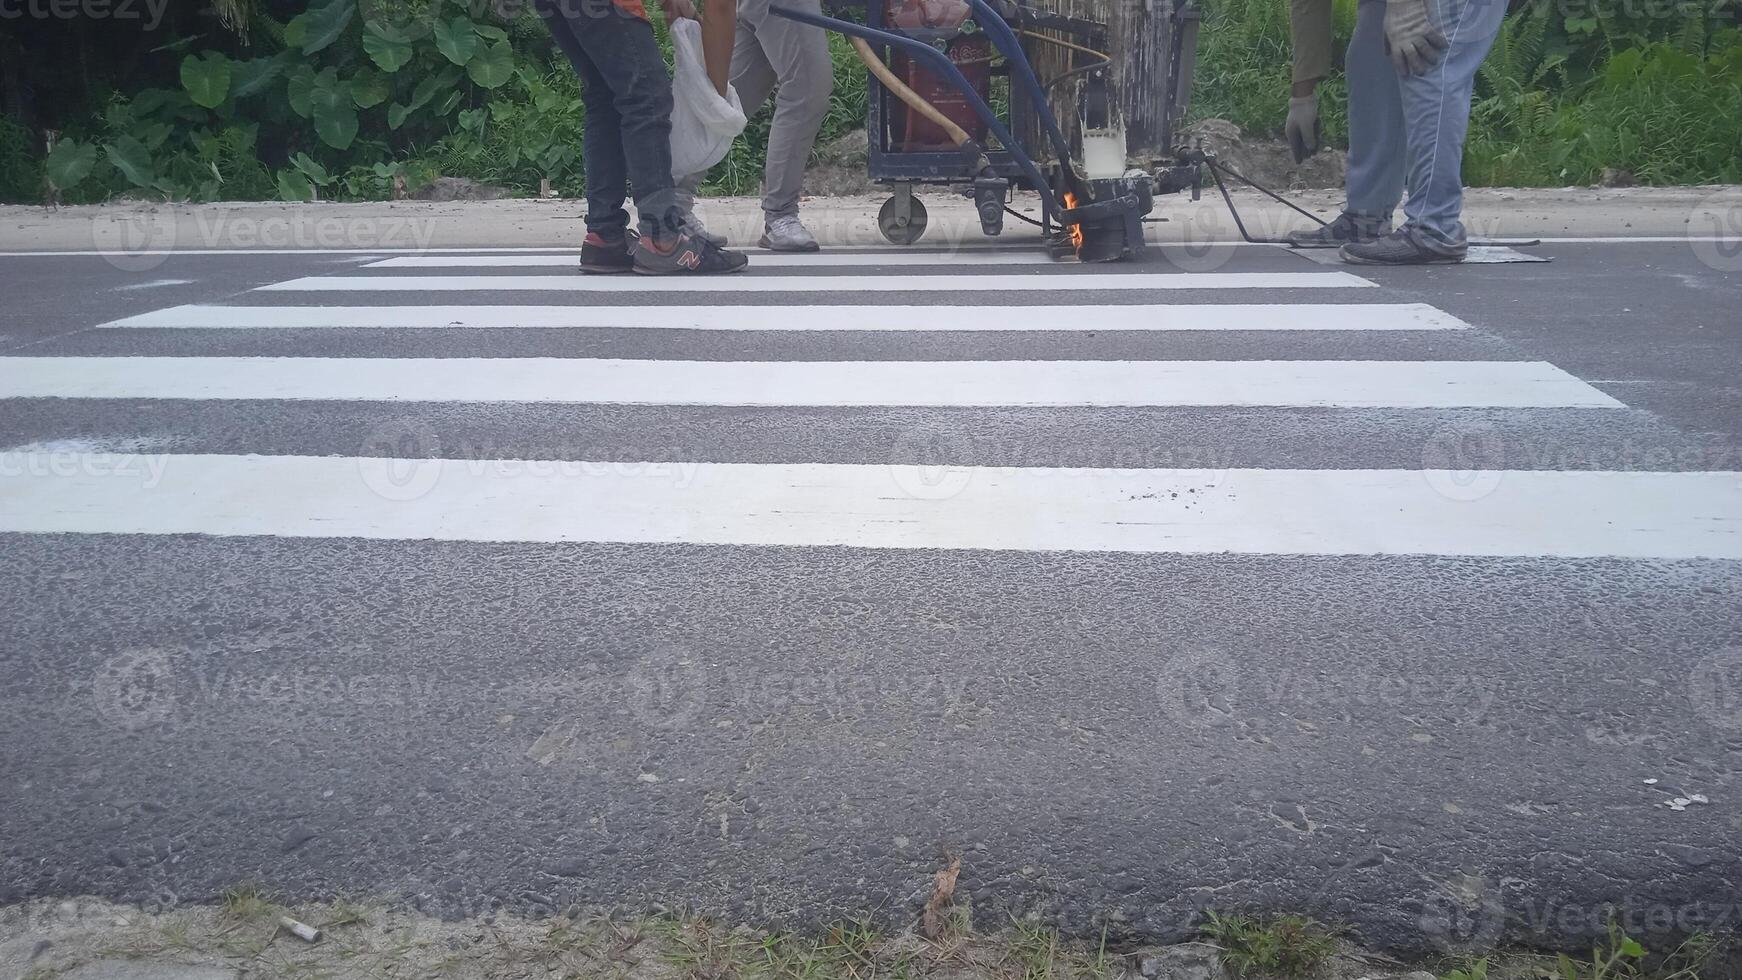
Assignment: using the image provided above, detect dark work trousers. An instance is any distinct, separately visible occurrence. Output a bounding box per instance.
[536,0,683,240]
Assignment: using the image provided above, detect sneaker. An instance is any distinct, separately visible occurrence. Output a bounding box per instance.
[1339,227,1466,266]
[580,230,637,274]
[632,233,750,275]
[759,214,820,252]
[1285,211,1392,249]
[679,213,728,248]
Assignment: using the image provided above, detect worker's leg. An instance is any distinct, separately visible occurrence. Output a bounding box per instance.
[729,17,780,118]
[676,27,777,219]
[536,0,631,239]
[538,0,685,240]
[1343,0,1407,225]
[1397,0,1506,253]
[742,0,833,220]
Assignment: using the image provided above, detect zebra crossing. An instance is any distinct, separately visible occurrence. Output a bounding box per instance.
[2,245,1739,559]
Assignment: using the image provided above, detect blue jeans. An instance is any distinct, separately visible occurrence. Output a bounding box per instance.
[537,0,684,239]
[1343,0,1506,252]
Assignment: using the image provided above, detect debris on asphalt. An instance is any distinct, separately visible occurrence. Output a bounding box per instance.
[920,854,961,939]
[278,915,322,942]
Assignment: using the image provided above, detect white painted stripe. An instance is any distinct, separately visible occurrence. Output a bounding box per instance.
[2,453,1735,557]
[99,303,1470,332]
[0,236,1735,258]
[364,252,1071,268]
[257,272,1377,292]
[0,357,1620,408]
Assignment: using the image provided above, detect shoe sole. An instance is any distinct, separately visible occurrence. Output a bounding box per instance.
[1339,252,1465,266]
[579,264,634,275]
[758,235,820,253]
[630,263,751,276]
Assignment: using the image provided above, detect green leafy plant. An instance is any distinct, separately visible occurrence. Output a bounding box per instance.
[1200,911,1339,979]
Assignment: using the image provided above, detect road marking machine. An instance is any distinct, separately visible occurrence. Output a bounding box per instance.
[771,0,1210,262]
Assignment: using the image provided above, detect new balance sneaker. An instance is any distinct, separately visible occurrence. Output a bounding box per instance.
[759,214,820,252]
[632,233,750,275]
[579,230,637,274]
[1285,211,1392,248]
[1339,227,1467,265]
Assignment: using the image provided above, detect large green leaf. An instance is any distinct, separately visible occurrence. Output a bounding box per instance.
[350,68,391,108]
[310,82,360,149]
[290,152,334,185]
[45,139,98,190]
[180,52,233,109]
[362,27,415,72]
[277,170,316,202]
[434,16,479,65]
[229,55,286,100]
[105,137,158,188]
[287,0,356,54]
[287,64,319,118]
[466,39,514,89]
[472,23,507,40]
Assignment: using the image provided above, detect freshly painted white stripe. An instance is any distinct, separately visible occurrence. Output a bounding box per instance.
[0,236,1735,257]
[364,252,1071,268]
[257,272,1377,292]
[0,356,1621,408]
[99,302,1470,332]
[1,453,1735,558]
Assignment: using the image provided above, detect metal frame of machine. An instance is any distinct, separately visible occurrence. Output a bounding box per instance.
[770,0,1203,261]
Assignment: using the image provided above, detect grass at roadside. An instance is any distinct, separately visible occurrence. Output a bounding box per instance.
[3,894,1736,980]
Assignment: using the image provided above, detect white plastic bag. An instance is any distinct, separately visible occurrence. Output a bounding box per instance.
[668,18,747,179]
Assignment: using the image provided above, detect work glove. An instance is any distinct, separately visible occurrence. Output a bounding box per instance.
[1285,94,1321,163]
[1383,0,1449,75]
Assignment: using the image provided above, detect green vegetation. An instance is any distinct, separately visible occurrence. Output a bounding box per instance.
[1192,0,1742,186]
[0,0,1736,202]
[1199,911,1341,979]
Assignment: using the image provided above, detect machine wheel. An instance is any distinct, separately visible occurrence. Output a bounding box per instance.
[878,194,929,245]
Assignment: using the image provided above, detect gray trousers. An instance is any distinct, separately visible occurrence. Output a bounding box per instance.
[680,0,834,219]
[1344,0,1505,251]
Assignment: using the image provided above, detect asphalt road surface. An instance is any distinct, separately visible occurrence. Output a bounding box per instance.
[1,236,1739,955]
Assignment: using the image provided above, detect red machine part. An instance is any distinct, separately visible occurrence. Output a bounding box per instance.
[884,0,990,151]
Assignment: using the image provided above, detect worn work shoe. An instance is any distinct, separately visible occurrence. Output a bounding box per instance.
[579,230,637,274]
[759,214,820,252]
[632,233,750,275]
[1339,227,1467,266]
[1285,211,1392,248]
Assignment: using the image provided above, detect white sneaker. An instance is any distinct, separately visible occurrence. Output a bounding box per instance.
[759,214,819,252]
